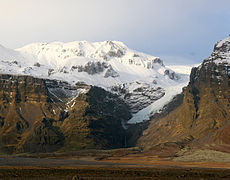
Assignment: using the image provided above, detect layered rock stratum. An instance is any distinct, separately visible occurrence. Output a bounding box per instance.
[0,74,130,153]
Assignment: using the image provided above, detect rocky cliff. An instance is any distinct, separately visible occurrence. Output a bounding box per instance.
[0,74,131,153]
[138,36,230,154]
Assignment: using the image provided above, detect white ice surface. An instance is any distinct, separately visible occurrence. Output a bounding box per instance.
[166,65,196,75]
[128,74,189,124]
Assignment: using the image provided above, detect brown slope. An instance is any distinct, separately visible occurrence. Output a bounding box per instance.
[0,74,131,153]
[138,37,230,154]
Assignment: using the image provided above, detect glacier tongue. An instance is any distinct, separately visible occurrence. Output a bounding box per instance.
[0,40,192,123]
[128,73,190,124]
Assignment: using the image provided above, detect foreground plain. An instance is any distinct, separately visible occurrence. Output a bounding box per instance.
[1,149,230,179]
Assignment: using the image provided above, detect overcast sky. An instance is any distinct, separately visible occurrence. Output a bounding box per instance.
[1,0,230,64]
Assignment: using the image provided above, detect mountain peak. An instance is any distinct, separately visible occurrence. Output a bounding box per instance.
[215,36,230,49]
[203,36,230,65]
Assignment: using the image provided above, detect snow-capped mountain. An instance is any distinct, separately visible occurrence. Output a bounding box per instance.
[15,41,178,86]
[0,41,190,123]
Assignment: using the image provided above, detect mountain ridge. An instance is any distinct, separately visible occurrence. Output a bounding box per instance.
[0,40,190,123]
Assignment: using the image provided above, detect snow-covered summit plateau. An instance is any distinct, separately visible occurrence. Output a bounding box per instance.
[0,40,191,123]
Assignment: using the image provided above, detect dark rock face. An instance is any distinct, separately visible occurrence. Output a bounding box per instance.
[104,67,119,78]
[70,61,119,78]
[0,74,131,153]
[103,41,126,59]
[153,58,164,66]
[138,37,230,153]
[164,69,178,80]
[61,86,131,151]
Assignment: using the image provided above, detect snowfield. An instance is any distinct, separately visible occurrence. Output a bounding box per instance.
[0,40,195,123]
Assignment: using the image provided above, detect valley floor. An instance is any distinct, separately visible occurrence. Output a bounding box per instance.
[1,149,230,179]
[1,166,230,180]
